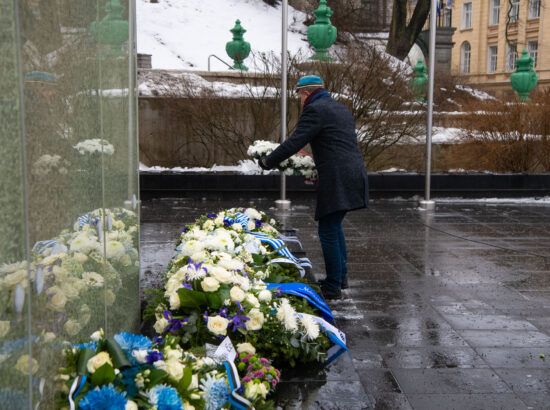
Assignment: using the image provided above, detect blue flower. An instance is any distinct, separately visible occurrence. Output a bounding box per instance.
[79,385,127,410]
[73,341,97,351]
[255,220,263,227]
[146,350,164,364]
[119,367,140,398]
[207,213,217,218]
[114,332,153,352]
[0,389,28,410]
[147,384,183,410]
[200,374,229,410]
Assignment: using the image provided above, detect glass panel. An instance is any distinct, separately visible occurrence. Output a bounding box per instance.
[0,0,139,407]
[0,0,31,407]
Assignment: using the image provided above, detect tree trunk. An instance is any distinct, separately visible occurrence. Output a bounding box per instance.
[386,0,431,61]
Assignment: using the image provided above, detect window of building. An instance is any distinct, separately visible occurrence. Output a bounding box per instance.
[509,0,519,23]
[506,43,517,72]
[461,42,471,73]
[528,40,538,67]
[529,0,541,19]
[490,0,500,25]
[488,45,498,73]
[462,2,472,29]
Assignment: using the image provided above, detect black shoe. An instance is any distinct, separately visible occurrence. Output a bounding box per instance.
[320,284,342,300]
[341,277,349,289]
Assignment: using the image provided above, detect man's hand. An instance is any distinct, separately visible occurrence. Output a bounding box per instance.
[258,156,270,170]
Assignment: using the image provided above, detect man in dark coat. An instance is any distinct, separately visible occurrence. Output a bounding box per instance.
[259,75,369,299]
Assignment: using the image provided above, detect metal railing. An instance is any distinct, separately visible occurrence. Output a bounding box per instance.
[207,54,233,71]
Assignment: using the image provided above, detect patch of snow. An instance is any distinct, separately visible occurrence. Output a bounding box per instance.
[378,167,407,172]
[139,159,277,175]
[455,85,497,101]
[137,0,309,71]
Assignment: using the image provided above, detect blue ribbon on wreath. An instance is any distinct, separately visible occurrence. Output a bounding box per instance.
[265,282,334,322]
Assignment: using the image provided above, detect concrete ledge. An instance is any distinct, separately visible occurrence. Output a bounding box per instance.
[140,172,550,197]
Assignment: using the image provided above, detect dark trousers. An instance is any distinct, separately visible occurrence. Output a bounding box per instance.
[318,210,347,291]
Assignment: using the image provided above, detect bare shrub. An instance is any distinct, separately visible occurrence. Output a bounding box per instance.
[307,44,425,170]
[458,90,550,172]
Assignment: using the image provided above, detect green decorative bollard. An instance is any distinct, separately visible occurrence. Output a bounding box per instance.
[410,59,428,102]
[510,49,538,101]
[307,0,337,61]
[90,0,129,53]
[226,20,251,71]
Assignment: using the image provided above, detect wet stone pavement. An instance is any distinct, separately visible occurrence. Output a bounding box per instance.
[140,195,550,410]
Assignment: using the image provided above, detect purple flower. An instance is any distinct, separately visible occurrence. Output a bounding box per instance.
[223,219,234,227]
[218,308,229,318]
[153,336,164,346]
[146,350,164,364]
[252,370,265,378]
[182,282,192,290]
[255,220,263,228]
[275,287,283,297]
[182,227,189,233]
[162,310,188,333]
[242,376,252,383]
[228,313,250,332]
[207,213,217,218]
[203,311,209,323]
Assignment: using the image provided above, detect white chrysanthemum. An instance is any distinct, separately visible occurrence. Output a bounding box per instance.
[258,289,272,303]
[244,208,262,221]
[300,315,320,340]
[105,240,126,260]
[181,240,205,257]
[185,263,207,281]
[82,272,104,287]
[70,232,100,254]
[276,298,297,331]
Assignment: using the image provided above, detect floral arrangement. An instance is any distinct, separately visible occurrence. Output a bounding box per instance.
[236,350,280,402]
[146,207,336,368]
[57,329,279,409]
[247,140,318,182]
[32,154,70,176]
[0,207,139,404]
[73,139,115,156]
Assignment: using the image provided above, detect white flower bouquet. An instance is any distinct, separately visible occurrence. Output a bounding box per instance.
[146,207,334,368]
[247,140,318,183]
[73,139,115,156]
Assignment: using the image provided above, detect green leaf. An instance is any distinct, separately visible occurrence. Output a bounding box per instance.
[146,368,168,389]
[177,367,193,392]
[290,336,300,348]
[252,253,264,265]
[206,292,222,309]
[76,348,95,376]
[105,338,131,369]
[90,363,116,386]
[178,288,208,308]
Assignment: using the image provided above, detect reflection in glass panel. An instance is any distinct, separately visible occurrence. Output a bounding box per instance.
[1,0,139,408]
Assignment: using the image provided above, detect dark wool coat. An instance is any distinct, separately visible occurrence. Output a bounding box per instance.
[265,91,369,220]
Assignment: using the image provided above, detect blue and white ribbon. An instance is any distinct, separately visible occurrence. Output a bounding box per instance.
[297,313,349,364]
[31,239,58,254]
[68,375,87,410]
[277,233,303,249]
[223,360,252,410]
[266,282,333,321]
[248,232,312,269]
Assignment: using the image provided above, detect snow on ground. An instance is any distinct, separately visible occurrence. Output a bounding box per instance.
[140,160,276,175]
[137,0,309,70]
[456,85,497,101]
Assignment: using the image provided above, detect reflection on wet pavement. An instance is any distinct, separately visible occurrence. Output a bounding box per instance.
[141,196,550,409]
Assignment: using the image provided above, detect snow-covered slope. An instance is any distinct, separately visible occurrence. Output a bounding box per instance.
[137,0,309,70]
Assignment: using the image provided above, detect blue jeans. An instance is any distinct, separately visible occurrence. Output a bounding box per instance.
[318,210,347,291]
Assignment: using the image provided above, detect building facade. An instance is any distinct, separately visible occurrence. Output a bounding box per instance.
[450,0,549,97]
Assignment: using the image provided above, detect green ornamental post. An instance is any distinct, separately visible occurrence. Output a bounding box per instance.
[90,0,129,53]
[225,20,251,71]
[510,49,538,101]
[411,59,428,102]
[307,0,337,61]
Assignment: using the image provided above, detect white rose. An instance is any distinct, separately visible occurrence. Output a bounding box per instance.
[245,382,262,400]
[15,355,38,375]
[153,360,167,370]
[132,350,148,364]
[214,216,224,226]
[258,382,268,398]
[165,360,184,381]
[165,348,183,361]
[154,318,169,334]
[60,283,79,301]
[230,286,246,303]
[247,221,256,231]
[64,319,82,336]
[0,321,10,338]
[210,267,232,284]
[203,220,214,231]
[43,332,56,342]
[258,289,272,303]
[47,287,67,312]
[190,251,208,262]
[207,315,229,336]
[245,293,260,308]
[233,223,242,232]
[125,400,138,410]
[236,342,256,356]
[87,352,113,373]
[245,308,265,331]
[90,330,103,342]
[201,277,220,292]
[169,292,181,310]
